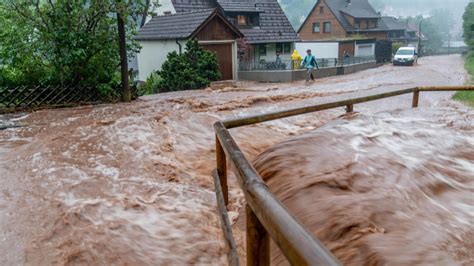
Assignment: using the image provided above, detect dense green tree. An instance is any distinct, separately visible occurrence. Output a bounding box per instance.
[399,15,444,53]
[157,40,220,92]
[0,0,151,89]
[463,2,474,48]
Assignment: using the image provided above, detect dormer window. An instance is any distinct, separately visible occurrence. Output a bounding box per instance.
[233,13,259,28]
[237,15,248,26]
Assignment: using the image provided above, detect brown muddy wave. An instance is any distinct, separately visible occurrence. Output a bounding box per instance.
[253,107,473,265]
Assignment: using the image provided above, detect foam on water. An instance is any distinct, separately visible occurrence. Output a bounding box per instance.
[253,107,474,265]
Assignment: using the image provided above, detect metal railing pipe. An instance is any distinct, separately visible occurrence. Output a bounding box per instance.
[417,86,474,91]
[223,87,416,128]
[212,170,240,266]
[214,121,341,266]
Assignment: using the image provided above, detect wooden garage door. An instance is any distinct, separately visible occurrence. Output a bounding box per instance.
[201,43,233,80]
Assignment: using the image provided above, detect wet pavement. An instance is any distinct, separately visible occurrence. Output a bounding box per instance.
[0,55,470,265]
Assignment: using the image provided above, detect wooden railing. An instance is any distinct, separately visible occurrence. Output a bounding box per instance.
[212,86,474,266]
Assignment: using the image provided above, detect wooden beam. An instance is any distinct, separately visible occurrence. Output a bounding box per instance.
[246,205,270,266]
[216,136,229,205]
[412,90,420,108]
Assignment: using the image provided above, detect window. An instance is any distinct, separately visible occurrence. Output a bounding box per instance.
[284,43,291,54]
[236,14,259,27]
[355,20,360,29]
[313,22,320,33]
[319,6,325,14]
[259,44,266,56]
[276,43,292,54]
[237,15,248,26]
[276,43,283,54]
[323,22,331,33]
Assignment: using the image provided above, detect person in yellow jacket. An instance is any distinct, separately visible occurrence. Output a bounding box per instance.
[291,50,302,69]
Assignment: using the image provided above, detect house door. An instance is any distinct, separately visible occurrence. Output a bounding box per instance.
[201,43,233,80]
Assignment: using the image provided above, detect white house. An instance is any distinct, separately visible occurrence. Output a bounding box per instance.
[135,9,243,81]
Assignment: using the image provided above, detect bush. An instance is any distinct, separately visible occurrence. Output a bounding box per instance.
[453,52,474,106]
[157,39,220,92]
[392,42,405,54]
[138,72,162,96]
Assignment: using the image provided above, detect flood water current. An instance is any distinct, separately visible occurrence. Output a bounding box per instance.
[254,108,473,265]
[0,55,471,265]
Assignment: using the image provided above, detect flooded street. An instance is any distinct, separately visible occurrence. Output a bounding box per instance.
[254,108,473,265]
[0,55,471,265]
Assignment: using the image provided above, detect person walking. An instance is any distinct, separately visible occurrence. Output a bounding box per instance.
[302,49,319,83]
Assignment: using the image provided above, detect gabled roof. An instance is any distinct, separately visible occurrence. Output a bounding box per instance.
[381,16,406,31]
[171,0,215,12]
[218,0,261,12]
[242,0,299,43]
[171,0,300,44]
[299,0,387,33]
[340,8,379,19]
[135,9,243,41]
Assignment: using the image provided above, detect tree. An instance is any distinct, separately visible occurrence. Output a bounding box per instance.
[463,2,474,49]
[0,0,150,92]
[237,38,252,61]
[157,40,220,92]
[400,16,444,53]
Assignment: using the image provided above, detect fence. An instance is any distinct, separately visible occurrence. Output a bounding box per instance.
[0,85,135,113]
[239,56,375,71]
[213,86,474,266]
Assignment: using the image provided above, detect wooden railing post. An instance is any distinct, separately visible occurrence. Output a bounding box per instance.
[412,90,420,108]
[246,205,270,266]
[216,136,229,206]
[346,104,353,113]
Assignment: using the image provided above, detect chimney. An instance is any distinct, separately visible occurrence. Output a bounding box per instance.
[164,11,172,15]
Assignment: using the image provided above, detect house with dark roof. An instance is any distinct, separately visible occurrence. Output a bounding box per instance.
[135,9,243,81]
[171,0,300,63]
[298,0,389,41]
[382,16,418,45]
[294,0,390,59]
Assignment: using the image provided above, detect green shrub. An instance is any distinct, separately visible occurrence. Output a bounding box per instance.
[139,72,162,95]
[157,39,220,92]
[453,52,474,106]
[392,42,405,54]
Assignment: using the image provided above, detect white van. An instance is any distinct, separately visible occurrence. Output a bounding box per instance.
[393,47,417,66]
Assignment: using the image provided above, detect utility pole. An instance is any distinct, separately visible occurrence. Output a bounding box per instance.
[117,1,131,102]
[418,19,423,57]
[447,33,451,55]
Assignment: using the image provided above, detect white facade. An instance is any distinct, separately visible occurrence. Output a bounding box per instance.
[254,43,294,62]
[154,0,176,15]
[137,40,181,81]
[295,42,339,59]
[137,39,239,82]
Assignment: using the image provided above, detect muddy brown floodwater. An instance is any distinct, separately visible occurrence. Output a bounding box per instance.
[254,108,474,265]
[0,55,470,265]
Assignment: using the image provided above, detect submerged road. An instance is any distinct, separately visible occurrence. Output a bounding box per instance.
[0,55,469,265]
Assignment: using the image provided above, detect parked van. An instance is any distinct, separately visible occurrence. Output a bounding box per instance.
[393,47,417,66]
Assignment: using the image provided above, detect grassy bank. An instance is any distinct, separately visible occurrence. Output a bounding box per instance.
[453,53,474,106]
